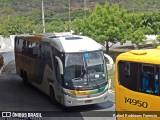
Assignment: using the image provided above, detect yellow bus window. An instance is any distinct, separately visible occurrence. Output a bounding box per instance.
[118,61,159,96]
[141,64,159,95]
[118,61,138,91]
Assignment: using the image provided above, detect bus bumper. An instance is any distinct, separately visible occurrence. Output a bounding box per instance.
[63,91,108,106]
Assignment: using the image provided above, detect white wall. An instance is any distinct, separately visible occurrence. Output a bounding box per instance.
[109,35,157,48]
[0,35,15,50]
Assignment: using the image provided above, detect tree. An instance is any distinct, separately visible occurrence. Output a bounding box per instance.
[0,15,36,37]
[141,11,160,35]
[46,20,65,32]
[71,2,151,53]
[68,18,85,33]
[72,3,129,53]
[152,35,160,47]
[123,12,148,48]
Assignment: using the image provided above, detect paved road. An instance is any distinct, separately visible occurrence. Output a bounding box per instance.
[1,51,14,64]
[0,51,15,74]
[0,51,116,120]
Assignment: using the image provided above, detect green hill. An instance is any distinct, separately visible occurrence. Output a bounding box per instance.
[1,0,160,35]
[1,0,160,20]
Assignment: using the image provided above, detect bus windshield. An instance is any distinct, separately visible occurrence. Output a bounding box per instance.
[64,51,107,90]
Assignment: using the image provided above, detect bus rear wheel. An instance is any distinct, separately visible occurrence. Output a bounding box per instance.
[50,87,57,104]
[23,71,29,85]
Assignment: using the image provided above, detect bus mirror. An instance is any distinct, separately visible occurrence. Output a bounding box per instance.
[55,56,63,75]
[104,54,114,70]
[108,79,112,89]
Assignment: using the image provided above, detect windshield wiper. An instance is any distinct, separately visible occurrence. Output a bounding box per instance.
[72,77,82,81]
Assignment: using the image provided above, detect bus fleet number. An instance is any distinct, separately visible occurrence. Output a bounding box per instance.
[124,97,148,108]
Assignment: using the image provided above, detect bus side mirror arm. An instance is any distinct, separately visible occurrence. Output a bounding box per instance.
[104,53,114,70]
[55,56,63,75]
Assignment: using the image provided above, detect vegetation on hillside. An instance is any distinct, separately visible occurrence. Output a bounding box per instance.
[1,0,160,51]
[70,2,160,53]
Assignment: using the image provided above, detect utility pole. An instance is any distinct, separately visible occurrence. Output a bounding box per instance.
[42,0,45,33]
[68,0,71,31]
[84,0,86,17]
[69,0,71,22]
[132,0,135,13]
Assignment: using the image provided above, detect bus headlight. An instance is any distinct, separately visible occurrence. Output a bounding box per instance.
[64,91,76,98]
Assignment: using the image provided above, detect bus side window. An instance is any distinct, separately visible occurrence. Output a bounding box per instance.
[140,65,159,95]
[28,42,33,56]
[38,44,51,60]
[32,43,39,58]
[154,72,159,94]
[142,72,149,92]
[22,40,27,54]
[18,39,24,53]
[118,61,138,91]
[15,38,19,52]
[125,62,130,76]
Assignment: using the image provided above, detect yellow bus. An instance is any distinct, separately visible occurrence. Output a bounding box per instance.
[14,33,109,107]
[115,47,160,120]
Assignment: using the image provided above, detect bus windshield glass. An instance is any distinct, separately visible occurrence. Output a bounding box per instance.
[64,51,107,90]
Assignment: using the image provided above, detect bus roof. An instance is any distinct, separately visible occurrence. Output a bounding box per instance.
[116,46,160,64]
[16,33,102,53]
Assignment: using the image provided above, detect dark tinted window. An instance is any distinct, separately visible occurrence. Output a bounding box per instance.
[15,37,39,58]
[38,43,52,67]
[118,61,160,96]
[140,64,159,95]
[16,38,24,53]
[118,61,138,91]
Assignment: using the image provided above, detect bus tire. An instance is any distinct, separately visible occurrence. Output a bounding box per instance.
[20,69,23,78]
[50,87,57,104]
[23,71,29,85]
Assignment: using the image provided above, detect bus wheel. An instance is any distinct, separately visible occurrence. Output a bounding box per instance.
[50,87,57,104]
[23,72,29,85]
[20,69,23,78]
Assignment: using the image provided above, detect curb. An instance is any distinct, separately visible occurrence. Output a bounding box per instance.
[0,60,14,74]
